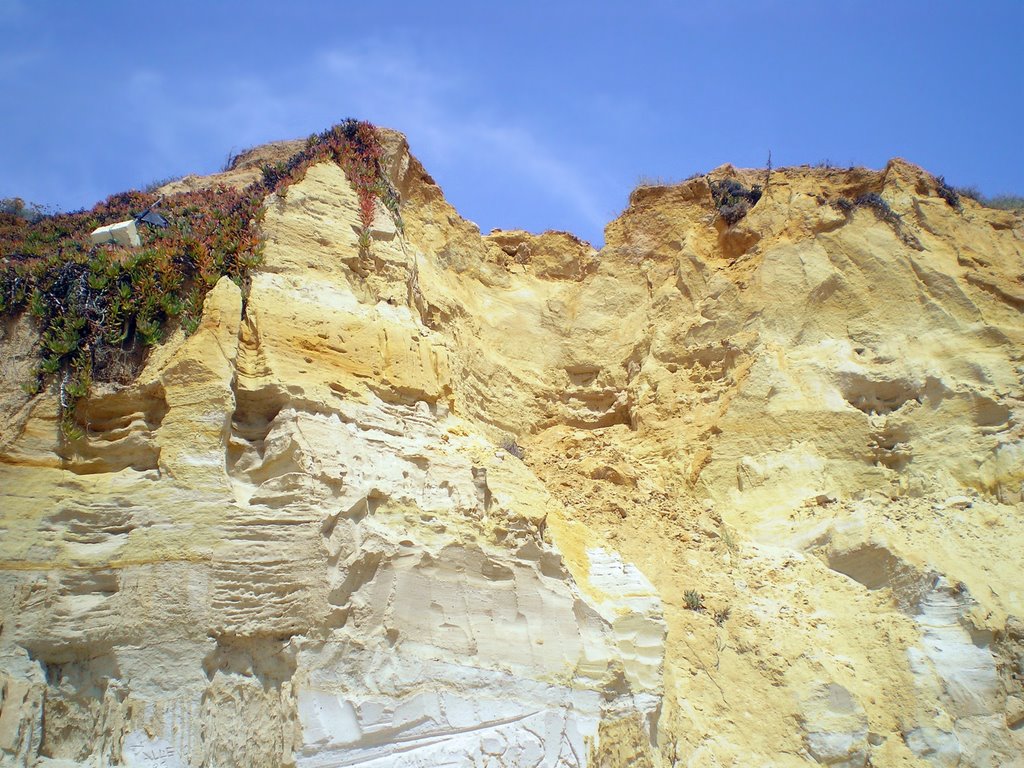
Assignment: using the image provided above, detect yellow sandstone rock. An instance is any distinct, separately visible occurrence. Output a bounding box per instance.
[0,131,1021,767]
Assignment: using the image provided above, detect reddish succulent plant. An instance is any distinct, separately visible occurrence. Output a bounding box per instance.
[0,119,398,438]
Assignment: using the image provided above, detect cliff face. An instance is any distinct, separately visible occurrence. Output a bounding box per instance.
[0,131,1022,768]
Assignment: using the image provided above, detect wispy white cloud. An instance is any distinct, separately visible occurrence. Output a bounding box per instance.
[465,123,607,233]
[318,46,606,231]
[117,42,606,240]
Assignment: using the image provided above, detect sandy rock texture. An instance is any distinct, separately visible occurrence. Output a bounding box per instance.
[1,130,1022,767]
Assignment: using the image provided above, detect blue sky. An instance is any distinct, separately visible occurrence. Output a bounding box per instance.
[1,1,1021,246]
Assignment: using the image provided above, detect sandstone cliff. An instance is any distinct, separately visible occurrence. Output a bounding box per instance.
[1,129,1022,768]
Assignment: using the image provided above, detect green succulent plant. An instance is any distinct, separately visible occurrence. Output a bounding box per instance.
[0,119,397,439]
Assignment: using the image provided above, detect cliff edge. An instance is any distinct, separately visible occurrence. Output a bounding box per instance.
[1,128,1022,767]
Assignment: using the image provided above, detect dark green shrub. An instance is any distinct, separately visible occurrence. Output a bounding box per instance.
[828,192,921,250]
[936,182,1022,211]
[853,193,901,227]
[832,196,855,214]
[710,179,762,226]
[935,176,962,211]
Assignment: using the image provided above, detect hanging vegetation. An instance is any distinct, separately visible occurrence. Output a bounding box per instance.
[0,119,398,438]
[256,119,402,244]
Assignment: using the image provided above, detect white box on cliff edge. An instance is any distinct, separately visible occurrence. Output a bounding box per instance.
[90,219,141,248]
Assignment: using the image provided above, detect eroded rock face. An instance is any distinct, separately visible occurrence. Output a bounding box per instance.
[1,134,1023,767]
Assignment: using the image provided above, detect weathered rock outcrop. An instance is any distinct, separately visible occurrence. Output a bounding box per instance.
[1,131,1022,767]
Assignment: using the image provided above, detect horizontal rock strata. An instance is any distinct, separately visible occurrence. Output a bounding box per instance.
[1,131,1022,767]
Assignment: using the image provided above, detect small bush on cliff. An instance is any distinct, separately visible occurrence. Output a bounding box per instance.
[830,193,899,224]
[634,172,704,188]
[955,185,983,202]
[985,195,1024,211]
[852,193,901,227]
[829,192,922,250]
[684,589,705,612]
[832,196,855,214]
[934,182,1023,212]
[710,179,762,226]
[0,119,399,438]
[967,193,1023,212]
[500,436,526,460]
[935,176,962,211]
[1,197,52,224]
